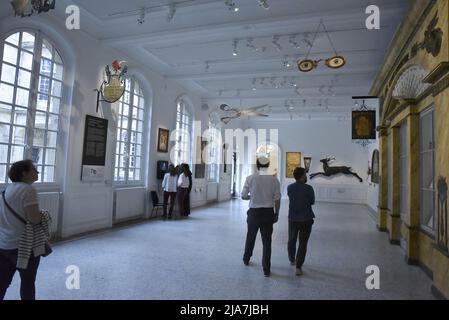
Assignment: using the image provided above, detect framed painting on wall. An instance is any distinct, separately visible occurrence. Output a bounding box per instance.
[157,128,169,153]
[352,111,376,140]
[286,152,301,178]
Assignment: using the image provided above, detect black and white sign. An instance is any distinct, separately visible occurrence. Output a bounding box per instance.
[81,115,108,181]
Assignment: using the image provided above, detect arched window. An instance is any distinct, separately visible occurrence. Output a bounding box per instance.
[114,77,146,184]
[0,31,64,184]
[173,98,192,166]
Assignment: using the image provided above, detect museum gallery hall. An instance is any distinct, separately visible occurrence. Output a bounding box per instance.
[0,0,448,300]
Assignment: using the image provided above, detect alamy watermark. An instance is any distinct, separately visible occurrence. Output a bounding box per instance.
[366,5,380,30]
[65,265,80,290]
[365,265,380,290]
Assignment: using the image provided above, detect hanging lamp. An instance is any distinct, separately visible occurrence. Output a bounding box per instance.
[298,19,346,72]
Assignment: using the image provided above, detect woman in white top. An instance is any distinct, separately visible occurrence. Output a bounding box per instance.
[177,163,192,217]
[0,160,42,300]
[161,164,178,219]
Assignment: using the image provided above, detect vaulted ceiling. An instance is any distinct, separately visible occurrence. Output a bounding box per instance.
[1,0,411,119]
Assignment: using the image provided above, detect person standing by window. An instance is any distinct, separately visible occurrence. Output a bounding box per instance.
[287,167,315,276]
[0,160,42,300]
[177,163,192,217]
[162,164,178,220]
[241,156,281,277]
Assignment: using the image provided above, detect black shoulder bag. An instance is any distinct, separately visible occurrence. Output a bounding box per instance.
[1,190,52,257]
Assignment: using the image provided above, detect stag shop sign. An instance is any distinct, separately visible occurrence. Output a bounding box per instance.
[81,115,108,182]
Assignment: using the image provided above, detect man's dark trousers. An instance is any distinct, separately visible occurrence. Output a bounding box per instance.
[243,208,276,273]
[288,220,313,268]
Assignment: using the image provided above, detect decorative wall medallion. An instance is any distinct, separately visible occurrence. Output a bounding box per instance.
[411,12,443,58]
[437,177,448,252]
[325,56,346,69]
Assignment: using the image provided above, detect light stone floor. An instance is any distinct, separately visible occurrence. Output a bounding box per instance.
[4,200,436,300]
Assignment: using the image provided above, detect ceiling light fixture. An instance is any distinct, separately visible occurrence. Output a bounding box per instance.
[272,36,282,52]
[11,0,56,17]
[232,39,238,56]
[225,0,239,12]
[289,36,301,49]
[166,3,176,22]
[137,7,146,24]
[258,0,270,10]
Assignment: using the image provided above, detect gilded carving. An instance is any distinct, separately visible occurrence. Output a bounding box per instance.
[411,12,443,58]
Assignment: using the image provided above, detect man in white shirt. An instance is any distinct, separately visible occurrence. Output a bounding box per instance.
[241,156,281,277]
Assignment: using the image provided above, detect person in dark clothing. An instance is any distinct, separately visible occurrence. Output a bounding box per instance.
[177,163,192,217]
[287,167,315,276]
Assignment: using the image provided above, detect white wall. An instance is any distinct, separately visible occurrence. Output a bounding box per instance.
[0,14,218,238]
[235,118,378,205]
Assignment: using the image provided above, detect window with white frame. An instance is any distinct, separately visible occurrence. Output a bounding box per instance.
[114,78,145,184]
[0,31,63,184]
[207,122,220,182]
[173,99,192,166]
[420,107,436,233]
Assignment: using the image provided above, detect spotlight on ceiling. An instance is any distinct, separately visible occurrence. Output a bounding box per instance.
[225,0,239,12]
[232,39,238,56]
[258,0,270,10]
[167,4,176,22]
[272,36,282,52]
[137,7,145,24]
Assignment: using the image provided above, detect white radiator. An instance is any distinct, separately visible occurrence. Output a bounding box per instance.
[38,192,60,236]
[114,187,146,221]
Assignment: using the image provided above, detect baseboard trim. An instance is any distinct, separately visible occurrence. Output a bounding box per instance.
[431,285,447,300]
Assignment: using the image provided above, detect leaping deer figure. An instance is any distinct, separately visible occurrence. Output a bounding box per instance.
[309,157,363,183]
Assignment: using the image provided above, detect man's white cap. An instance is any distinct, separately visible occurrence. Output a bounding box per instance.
[257,156,270,166]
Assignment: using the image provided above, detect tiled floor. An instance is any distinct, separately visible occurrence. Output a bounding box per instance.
[4,200,435,300]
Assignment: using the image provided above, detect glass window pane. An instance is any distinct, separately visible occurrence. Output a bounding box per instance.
[118,168,126,181]
[43,166,55,182]
[421,190,435,230]
[421,152,434,189]
[0,83,14,104]
[15,88,29,107]
[49,97,60,114]
[21,32,35,52]
[41,39,53,60]
[0,144,8,163]
[121,104,129,117]
[136,145,141,156]
[45,149,56,165]
[134,169,140,181]
[124,92,130,104]
[137,133,142,144]
[40,58,52,77]
[11,126,26,144]
[54,50,62,64]
[35,166,43,182]
[3,44,18,65]
[132,106,138,118]
[138,121,143,133]
[39,76,50,94]
[18,69,31,88]
[0,104,12,123]
[34,111,47,129]
[1,63,16,84]
[53,63,63,80]
[48,114,58,130]
[37,94,48,111]
[33,128,46,147]
[46,131,57,147]
[131,119,137,131]
[0,165,6,183]
[19,51,33,70]
[10,145,24,162]
[33,147,44,165]
[121,116,128,130]
[5,33,20,46]
[125,80,130,91]
[51,80,62,97]
[12,107,28,126]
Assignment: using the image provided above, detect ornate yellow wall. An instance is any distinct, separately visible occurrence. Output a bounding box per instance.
[371,0,449,299]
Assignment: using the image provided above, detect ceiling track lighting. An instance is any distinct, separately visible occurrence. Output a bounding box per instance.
[137,7,145,24]
[258,0,270,10]
[232,39,238,56]
[272,36,282,52]
[225,0,239,12]
[167,3,176,22]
